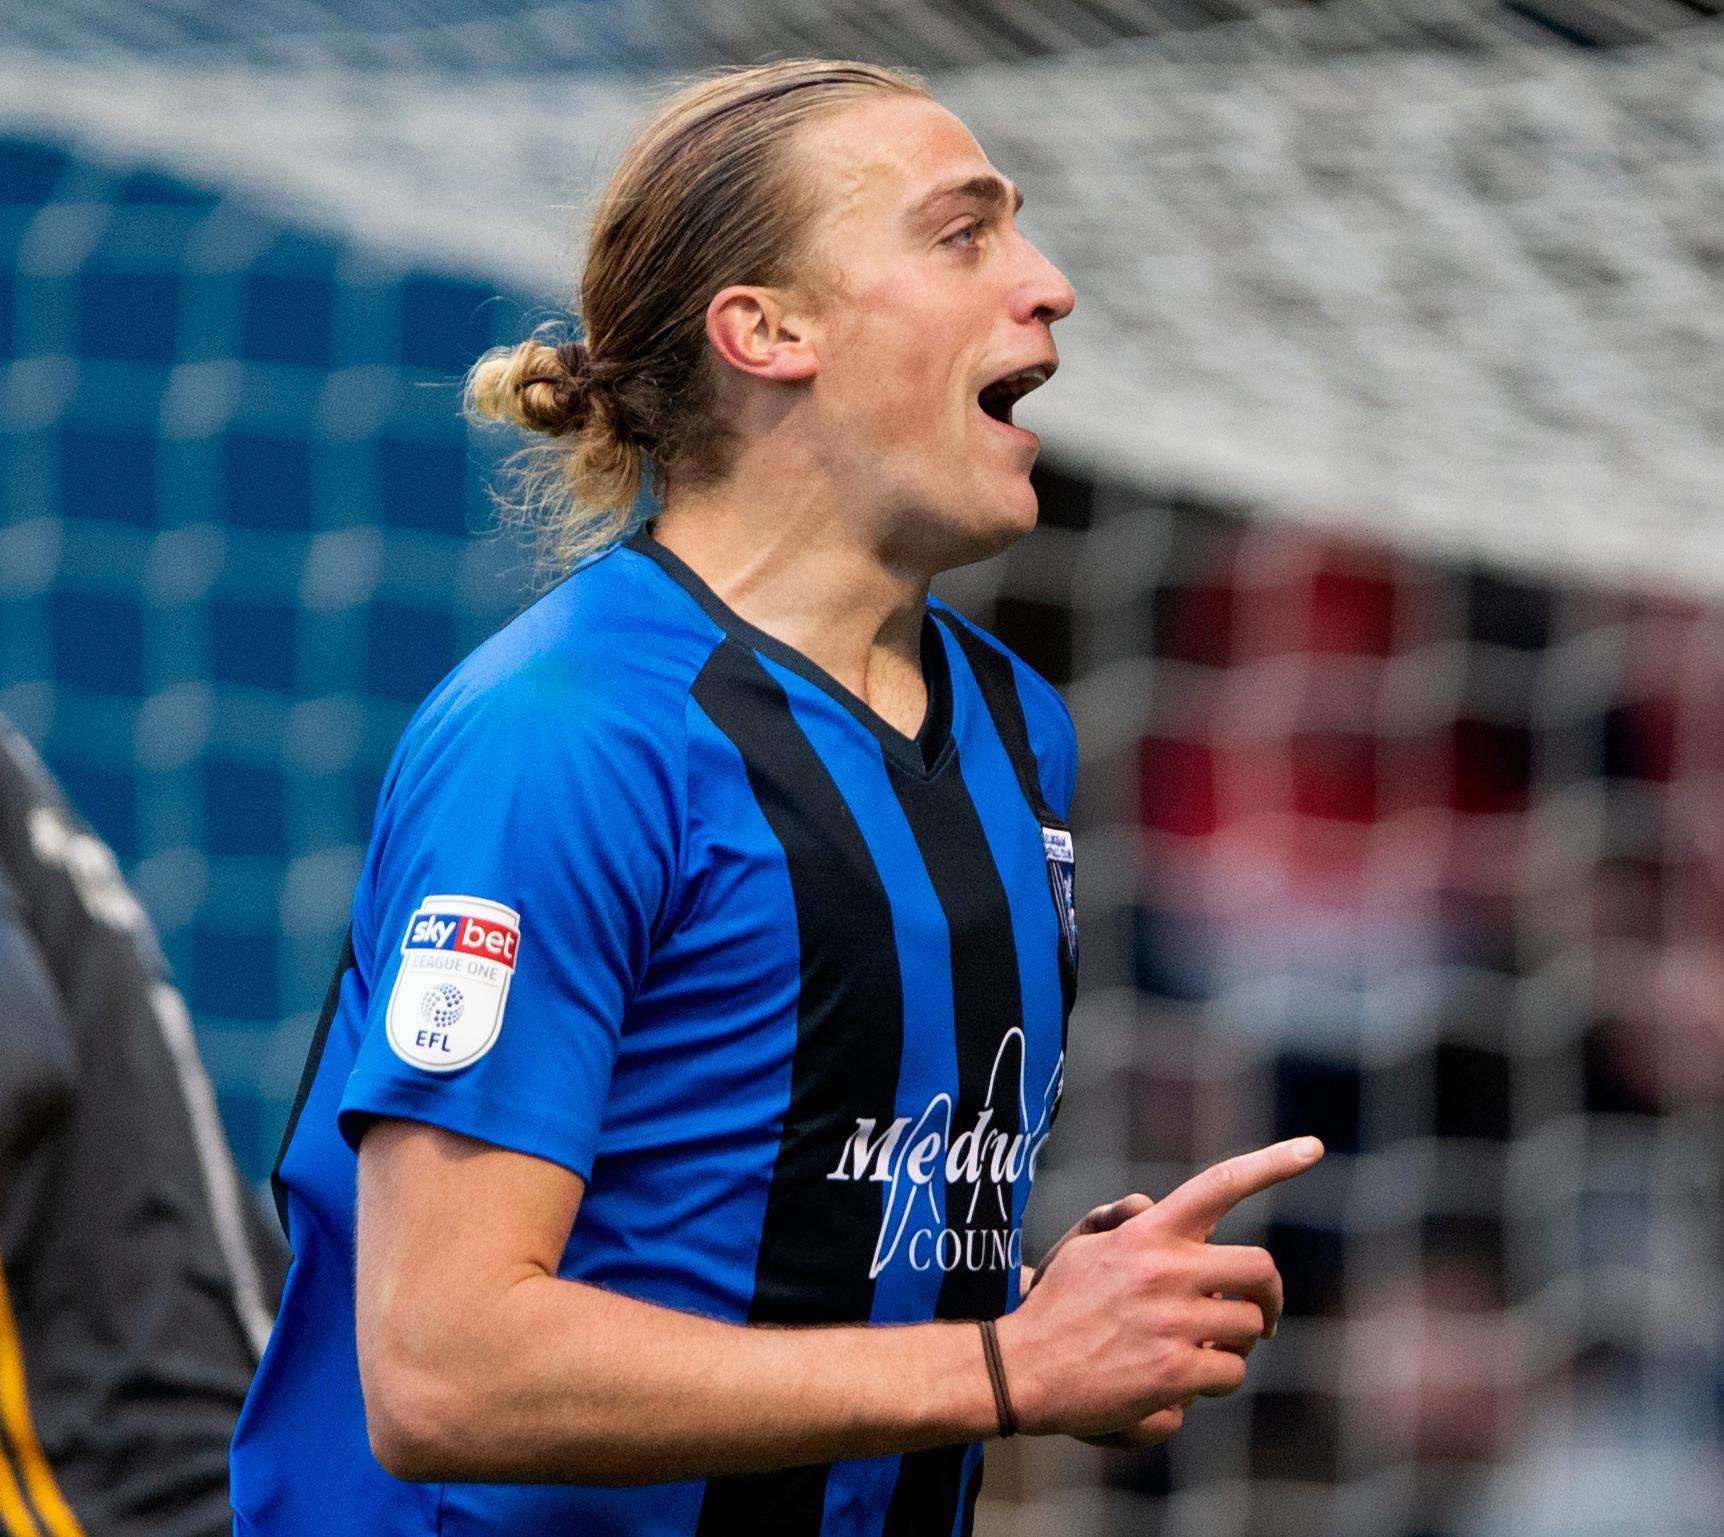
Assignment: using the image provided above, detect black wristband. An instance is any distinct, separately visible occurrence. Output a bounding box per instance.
[977,1317,1019,1438]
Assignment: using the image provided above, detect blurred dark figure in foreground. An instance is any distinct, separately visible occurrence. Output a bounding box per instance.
[0,716,286,1536]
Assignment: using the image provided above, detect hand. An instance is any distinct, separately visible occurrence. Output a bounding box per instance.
[995,1137,1323,1443]
[1026,1192,1158,1298]
[1028,1193,1190,1451]
[1074,1396,1194,1452]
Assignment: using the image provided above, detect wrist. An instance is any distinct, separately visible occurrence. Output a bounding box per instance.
[977,1318,1018,1438]
[897,1320,1008,1448]
[990,1305,1044,1437]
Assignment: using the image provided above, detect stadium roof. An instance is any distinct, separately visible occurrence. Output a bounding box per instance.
[6,0,1718,69]
[2,2,1722,595]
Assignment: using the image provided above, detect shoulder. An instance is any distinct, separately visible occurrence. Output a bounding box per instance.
[396,542,722,779]
[358,545,722,954]
[928,596,1078,819]
[370,542,727,872]
[930,599,1076,742]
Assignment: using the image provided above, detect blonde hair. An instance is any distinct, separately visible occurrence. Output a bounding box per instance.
[464,59,930,576]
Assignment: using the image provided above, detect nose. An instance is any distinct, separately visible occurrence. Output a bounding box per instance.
[1015,236,1076,326]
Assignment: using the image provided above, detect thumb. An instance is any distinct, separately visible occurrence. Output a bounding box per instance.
[1084,1193,1154,1233]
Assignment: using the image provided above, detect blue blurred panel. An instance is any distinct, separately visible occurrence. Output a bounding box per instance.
[204,757,286,859]
[52,590,146,694]
[399,276,504,374]
[60,428,156,526]
[353,766,387,839]
[258,227,345,273]
[214,1089,272,1187]
[53,760,136,864]
[113,168,222,211]
[222,433,313,530]
[191,926,277,1023]
[210,597,296,692]
[0,133,549,1182]
[376,435,469,533]
[0,140,71,205]
[364,599,458,705]
[244,273,334,368]
[78,271,178,363]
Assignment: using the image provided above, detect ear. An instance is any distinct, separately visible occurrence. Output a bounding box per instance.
[705,286,819,384]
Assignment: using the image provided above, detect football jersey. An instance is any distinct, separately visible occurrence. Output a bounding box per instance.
[230,521,1079,1537]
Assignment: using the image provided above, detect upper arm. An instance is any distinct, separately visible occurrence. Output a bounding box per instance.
[354,1120,586,1450]
[357,1119,585,1325]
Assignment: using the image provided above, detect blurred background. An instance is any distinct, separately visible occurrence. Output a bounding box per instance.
[2,2,1721,1533]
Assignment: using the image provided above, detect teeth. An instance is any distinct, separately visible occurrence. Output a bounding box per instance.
[986,366,1050,400]
[977,363,1054,424]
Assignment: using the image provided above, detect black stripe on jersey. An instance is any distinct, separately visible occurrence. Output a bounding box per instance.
[880,746,1025,1537]
[270,926,355,1234]
[930,610,1055,824]
[934,608,1077,1034]
[689,640,906,1537]
[629,523,954,779]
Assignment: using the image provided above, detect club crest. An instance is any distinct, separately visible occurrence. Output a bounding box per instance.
[1041,825,1077,968]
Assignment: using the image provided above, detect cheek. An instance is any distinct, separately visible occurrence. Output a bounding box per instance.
[901,351,950,422]
[838,292,962,428]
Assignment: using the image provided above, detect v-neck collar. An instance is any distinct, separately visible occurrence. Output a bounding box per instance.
[624,521,954,779]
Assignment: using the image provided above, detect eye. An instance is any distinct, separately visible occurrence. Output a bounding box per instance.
[941,219,985,249]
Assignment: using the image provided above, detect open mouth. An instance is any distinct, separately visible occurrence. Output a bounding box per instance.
[977,362,1055,428]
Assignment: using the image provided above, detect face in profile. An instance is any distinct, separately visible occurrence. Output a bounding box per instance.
[792,94,1077,567]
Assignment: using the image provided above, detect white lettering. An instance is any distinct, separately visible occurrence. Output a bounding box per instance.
[906,1132,942,1186]
[827,1117,911,1182]
[909,1229,932,1271]
[946,1108,994,1189]
[904,1223,1025,1275]
[410,916,457,948]
[854,1037,1065,1280]
[936,1230,963,1270]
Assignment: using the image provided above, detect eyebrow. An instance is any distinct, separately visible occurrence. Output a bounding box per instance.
[906,173,1024,228]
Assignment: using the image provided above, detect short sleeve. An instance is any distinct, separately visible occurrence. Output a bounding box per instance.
[337,672,684,1182]
[1041,696,1078,823]
[1016,666,1077,824]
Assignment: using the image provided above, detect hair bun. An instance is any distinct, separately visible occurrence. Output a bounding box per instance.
[521,338,587,387]
[511,336,593,437]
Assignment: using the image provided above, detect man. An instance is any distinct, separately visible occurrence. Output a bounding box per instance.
[233,58,1321,1536]
[0,714,286,1536]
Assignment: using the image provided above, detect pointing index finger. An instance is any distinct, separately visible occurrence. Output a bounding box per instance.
[1146,1138,1324,1237]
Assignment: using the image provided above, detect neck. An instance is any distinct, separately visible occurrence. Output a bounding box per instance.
[654,453,933,731]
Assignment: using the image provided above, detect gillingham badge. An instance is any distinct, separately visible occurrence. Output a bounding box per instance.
[1041,826,1078,968]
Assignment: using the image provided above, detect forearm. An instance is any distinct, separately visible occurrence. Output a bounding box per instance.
[373,1270,1001,1484]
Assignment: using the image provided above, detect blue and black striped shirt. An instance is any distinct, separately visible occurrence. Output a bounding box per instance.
[232,521,1078,1536]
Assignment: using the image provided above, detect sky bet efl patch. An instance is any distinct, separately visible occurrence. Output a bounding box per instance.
[385,895,520,1071]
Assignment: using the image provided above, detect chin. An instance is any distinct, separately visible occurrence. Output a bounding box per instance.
[889,460,1040,571]
[987,471,1042,541]
[944,481,1039,567]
